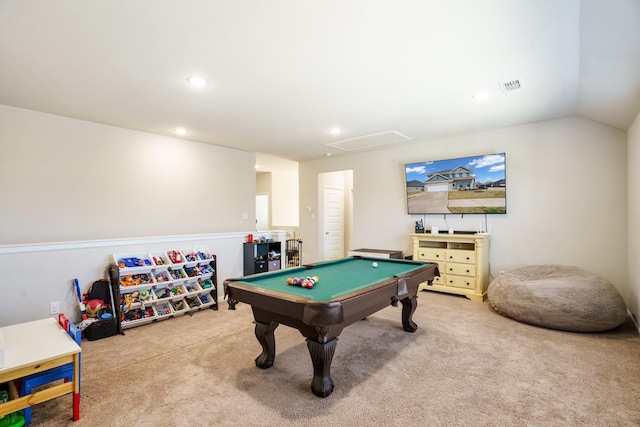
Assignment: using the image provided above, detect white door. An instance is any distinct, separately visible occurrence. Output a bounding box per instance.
[256,194,269,230]
[323,186,344,260]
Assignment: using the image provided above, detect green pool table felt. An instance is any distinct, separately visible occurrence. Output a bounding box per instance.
[234,257,429,301]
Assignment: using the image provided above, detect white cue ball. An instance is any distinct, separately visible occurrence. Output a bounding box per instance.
[372,262,378,268]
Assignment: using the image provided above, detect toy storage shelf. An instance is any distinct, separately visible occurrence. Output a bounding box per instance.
[113,247,218,330]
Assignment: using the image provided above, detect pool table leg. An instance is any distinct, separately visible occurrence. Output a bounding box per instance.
[306,337,338,398]
[254,321,279,369]
[400,295,418,332]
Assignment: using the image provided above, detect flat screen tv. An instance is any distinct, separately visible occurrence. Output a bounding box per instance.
[405,153,506,215]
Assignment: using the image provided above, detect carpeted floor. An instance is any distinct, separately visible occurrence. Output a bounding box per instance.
[29,291,640,426]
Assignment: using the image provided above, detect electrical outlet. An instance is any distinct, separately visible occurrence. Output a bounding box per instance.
[49,301,60,315]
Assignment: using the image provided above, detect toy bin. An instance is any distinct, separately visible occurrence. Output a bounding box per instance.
[120,290,144,312]
[169,284,188,300]
[149,251,170,267]
[183,265,203,279]
[184,281,201,295]
[118,272,154,292]
[0,381,25,427]
[194,246,214,261]
[166,250,186,266]
[170,299,190,316]
[198,293,216,309]
[197,279,215,294]
[152,269,171,285]
[154,302,173,320]
[185,295,202,311]
[197,263,214,277]
[181,248,202,263]
[113,253,153,271]
[167,267,188,284]
[152,286,173,303]
[121,306,156,329]
[138,288,156,307]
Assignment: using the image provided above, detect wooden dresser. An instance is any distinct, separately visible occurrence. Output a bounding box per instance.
[411,233,490,302]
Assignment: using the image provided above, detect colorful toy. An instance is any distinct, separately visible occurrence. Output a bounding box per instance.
[121,291,139,313]
[155,288,172,299]
[138,289,151,301]
[184,266,201,277]
[118,257,152,268]
[85,299,104,318]
[73,278,87,320]
[167,250,183,264]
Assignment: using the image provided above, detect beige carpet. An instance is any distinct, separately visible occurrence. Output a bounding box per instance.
[29,291,640,426]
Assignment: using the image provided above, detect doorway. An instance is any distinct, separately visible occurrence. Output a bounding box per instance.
[318,170,353,261]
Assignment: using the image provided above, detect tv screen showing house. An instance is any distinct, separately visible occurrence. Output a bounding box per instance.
[405,153,506,215]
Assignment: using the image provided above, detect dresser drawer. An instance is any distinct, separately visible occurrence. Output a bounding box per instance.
[447,263,476,277]
[446,249,475,264]
[417,248,446,262]
[446,275,476,289]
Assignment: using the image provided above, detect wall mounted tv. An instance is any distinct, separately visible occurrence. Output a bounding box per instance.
[405,153,506,215]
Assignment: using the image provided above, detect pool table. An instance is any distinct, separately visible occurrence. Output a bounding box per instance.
[223,256,439,397]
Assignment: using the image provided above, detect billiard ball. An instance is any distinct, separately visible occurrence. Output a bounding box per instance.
[372,262,378,268]
[312,275,319,283]
[287,277,293,285]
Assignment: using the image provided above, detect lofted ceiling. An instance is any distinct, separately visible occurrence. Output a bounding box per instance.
[1,0,639,163]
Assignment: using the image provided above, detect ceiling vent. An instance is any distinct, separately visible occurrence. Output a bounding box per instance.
[327,131,412,152]
[499,79,522,92]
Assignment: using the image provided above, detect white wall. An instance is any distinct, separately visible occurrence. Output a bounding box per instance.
[627,111,640,325]
[0,105,256,244]
[299,116,630,304]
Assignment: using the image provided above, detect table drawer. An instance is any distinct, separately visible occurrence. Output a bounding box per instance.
[446,263,476,277]
[417,248,446,262]
[446,249,476,264]
[446,275,476,289]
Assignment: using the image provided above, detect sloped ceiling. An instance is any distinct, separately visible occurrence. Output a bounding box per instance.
[0,0,638,162]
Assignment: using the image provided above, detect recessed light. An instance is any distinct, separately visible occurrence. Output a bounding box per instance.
[329,127,342,135]
[472,91,490,101]
[325,152,332,157]
[187,77,208,87]
[174,128,189,135]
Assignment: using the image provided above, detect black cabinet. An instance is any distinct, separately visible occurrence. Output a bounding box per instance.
[243,241,282,275]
